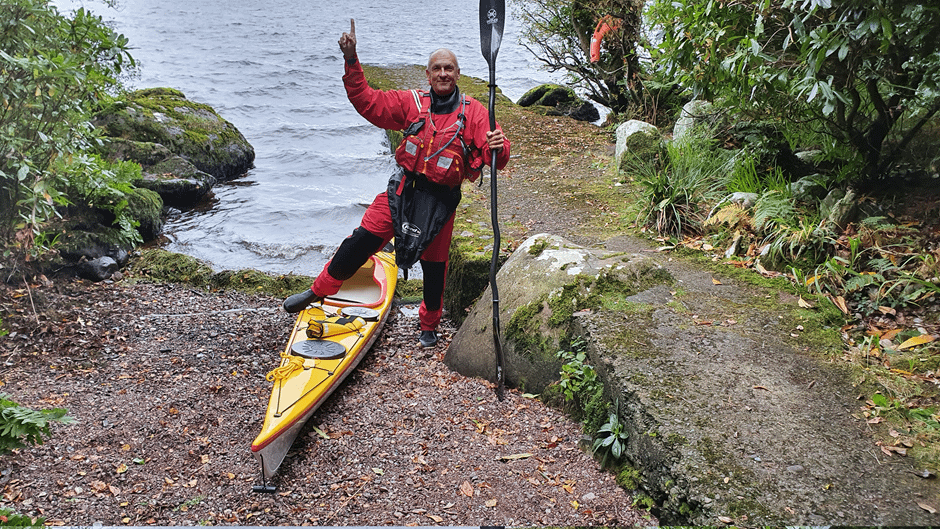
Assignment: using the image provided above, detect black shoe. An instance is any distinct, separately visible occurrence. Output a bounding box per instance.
[282,289,323,313]
[419,330,438,348]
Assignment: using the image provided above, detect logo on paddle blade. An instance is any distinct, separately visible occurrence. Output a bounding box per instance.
[487,8,499,25]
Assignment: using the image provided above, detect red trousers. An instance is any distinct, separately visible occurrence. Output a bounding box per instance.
[313,191,455,331]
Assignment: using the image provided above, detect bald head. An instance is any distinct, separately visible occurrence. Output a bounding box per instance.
[425,48,461,96]
[428,48,459,70]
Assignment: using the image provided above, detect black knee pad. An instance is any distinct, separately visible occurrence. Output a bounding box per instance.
[327,227,386,281]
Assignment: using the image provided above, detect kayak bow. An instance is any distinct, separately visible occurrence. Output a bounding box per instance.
[251,249,397,490]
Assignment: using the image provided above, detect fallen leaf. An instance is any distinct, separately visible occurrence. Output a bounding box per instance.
[485,498,498,508]
[115,463,128,474]
[570,500,579,509]
[798,297,814,309]
[899,334,934,350]
[832,295,849,314]
[496,453,532,461]
[752,385,768,391]
[426,514,444,523]
[200,454,210,464]
[312,425,331,440]
[459,481,474,497]
[883,445,907,456]
[371,468,384,475]
[712,277,722,285]
[878,306,896,316]
[108,485,120,496]
[918,502,937,514]
[718,516,734,524]
[882,328,902,341]
[755,261,769,275]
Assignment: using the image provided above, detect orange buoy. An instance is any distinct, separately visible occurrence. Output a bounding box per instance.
[590,15,621,63]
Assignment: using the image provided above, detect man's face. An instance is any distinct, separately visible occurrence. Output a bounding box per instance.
[426,51,460,96]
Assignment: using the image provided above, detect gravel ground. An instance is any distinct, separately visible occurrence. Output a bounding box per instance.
[0,279,654,526]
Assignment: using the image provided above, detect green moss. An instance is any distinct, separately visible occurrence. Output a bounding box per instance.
[581,386,609,434]
[129,249,315,298]
[395,278,423,303]
[505,295,554,361]
[528,238,550,256]
[616,465,642,490]
[666,432,688,447]
[130,249,214,286]
[547,278,591,328]
[696,437,724,465]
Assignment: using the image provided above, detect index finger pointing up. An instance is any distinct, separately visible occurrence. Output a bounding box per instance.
[349,18,355,37]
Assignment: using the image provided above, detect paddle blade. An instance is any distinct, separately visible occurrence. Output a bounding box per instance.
[479,0,506,67]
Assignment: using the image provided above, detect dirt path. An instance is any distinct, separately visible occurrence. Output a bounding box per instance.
[0,279,653,526]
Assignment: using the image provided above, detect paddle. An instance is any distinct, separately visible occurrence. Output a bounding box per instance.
[479,0,506,401]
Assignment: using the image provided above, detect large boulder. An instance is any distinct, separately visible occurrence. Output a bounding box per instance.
[517,84,599,122]
[93,87,255,182]
[445,234,671,392]
[615,120,662,172]
[673,100,722,140]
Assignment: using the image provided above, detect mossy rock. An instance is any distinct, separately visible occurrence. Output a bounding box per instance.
[518,84,575,107]
[518,84,597,122]
[95,138,174,167]
[134,155,217,209]
[130,249,316,298]
[125,187,164,241]
[446,234,671,392]
[93,88,255,181]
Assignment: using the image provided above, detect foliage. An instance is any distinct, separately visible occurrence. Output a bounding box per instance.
[0,0,134,262]
[0,507,44,528]
[592,403,629,466]
[0,393,73,454]
[516,0,676,119]
[65,154,144,248]
[647,0,940,183]
[557,344,600,404]
[629,130,731,236]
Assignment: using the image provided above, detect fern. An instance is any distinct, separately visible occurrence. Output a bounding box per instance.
[752,190,797,233]
[0,394,74,454]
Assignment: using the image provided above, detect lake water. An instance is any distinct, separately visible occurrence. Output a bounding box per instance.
[55,0,562,276]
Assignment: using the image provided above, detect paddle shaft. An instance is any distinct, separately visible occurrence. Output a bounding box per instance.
[480,0,506,400]
[487,69,506,401]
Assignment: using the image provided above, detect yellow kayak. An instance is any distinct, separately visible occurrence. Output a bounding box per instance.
[251,250,397,485]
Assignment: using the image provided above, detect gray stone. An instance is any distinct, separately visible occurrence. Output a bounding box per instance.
[822,188,858,229]
[77,256,118,282]
[673,100,717,140]
[517,84,599,122]
[728,192,759,209]
[615,120,661,169]
[445,234,669,392]
[135,156,217,209]
[789,175,827,202]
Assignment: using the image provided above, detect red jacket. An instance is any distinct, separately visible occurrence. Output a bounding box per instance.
[343,58,510,187]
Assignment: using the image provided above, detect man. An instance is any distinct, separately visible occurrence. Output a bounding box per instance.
[283,19,510,348]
